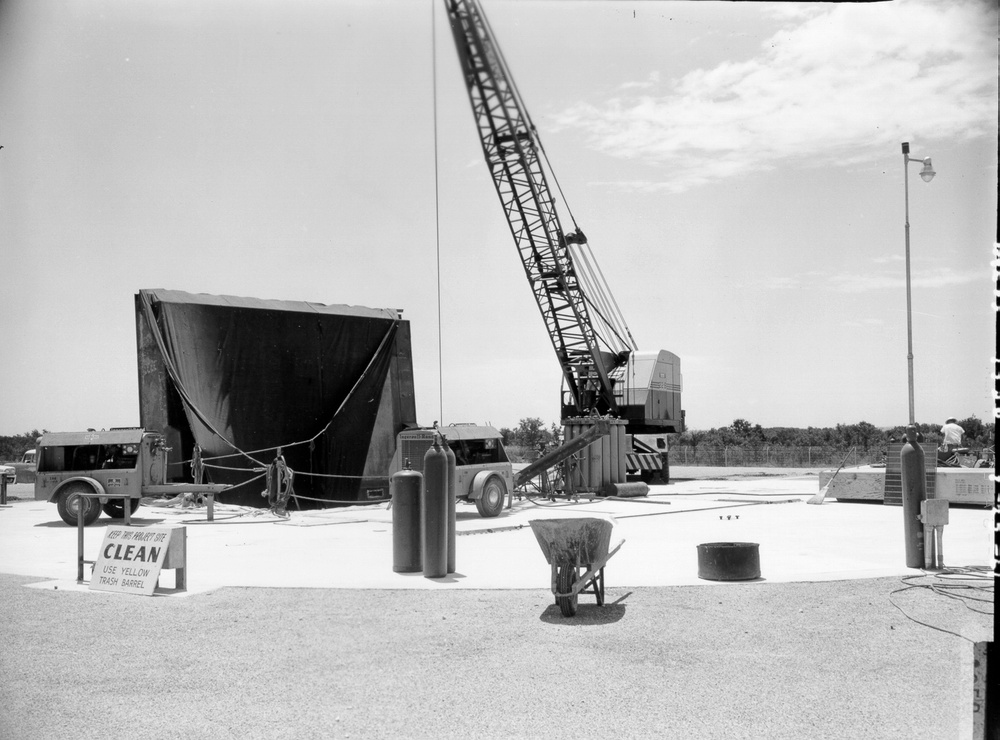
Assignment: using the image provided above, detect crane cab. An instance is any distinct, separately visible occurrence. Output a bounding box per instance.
[611,350,683,434]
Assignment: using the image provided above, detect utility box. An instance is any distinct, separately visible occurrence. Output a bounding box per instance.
[920,498,949,526]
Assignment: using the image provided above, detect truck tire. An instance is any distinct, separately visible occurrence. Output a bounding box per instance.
[474,474,506,518]
[56,483,103,526]
[103,499,141,518]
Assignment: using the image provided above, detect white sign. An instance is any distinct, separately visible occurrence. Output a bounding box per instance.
[90,526,174,595]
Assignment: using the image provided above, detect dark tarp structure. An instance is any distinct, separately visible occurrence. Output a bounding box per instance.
[135,289,416,508]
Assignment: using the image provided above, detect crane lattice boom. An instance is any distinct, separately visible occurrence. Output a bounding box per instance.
[444,0,683,433]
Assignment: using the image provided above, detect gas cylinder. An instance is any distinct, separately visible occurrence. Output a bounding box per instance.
[421,434,449,578]
[444,439,457,574]
[391,463,422,573]
[900,425,926,568]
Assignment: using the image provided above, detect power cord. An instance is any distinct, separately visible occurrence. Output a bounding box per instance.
[887,566,994,644]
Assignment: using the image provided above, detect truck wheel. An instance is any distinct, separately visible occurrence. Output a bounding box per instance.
[103,499,141,518]
[475,474,506,518]
[56,483,102,526]
[556,565,578,617]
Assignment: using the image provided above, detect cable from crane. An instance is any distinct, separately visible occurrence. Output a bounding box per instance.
[574,247,631,352]
[574,242,638,352]
[432,0,445,425]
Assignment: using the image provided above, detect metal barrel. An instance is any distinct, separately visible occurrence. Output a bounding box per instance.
[421,434,449,578]
[587,427,601,488]
[615,420,628,484]
[609,422,620,484]
[900,426,927,568]
[391,465,422,573]
[697,542,761,581]
[444,441,457,574]
[600,430,612,489]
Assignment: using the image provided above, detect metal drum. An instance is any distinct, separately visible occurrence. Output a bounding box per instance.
[697,542,761,581]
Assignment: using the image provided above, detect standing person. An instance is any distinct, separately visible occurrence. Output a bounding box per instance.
[940,417,964,452]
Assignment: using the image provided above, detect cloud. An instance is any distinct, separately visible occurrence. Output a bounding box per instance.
[551,0,996,193]
[830,267,983,293]
[620,71,661,91]
[842,317,886,328]
[762,266,983,293]
[870,255,906,265]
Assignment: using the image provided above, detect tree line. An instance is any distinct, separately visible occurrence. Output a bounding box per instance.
[499,415,994,455]
[0,430,42,463]
[4,416,993,464]
[678,416,993,453]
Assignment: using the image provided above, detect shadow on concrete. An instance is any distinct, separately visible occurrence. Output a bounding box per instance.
[33,519,105,529]
[539,602,627,625]
[34,515,171,529]
[391,570,469,584]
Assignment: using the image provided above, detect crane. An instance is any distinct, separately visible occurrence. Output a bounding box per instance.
[444,0,684,442]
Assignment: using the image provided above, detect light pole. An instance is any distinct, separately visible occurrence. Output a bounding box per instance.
[901,142,935,426]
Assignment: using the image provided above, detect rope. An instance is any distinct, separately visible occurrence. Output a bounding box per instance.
[263,453,295,517]
[275,492,388,506]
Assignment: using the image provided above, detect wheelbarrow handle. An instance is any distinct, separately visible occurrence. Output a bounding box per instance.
[551,539,626,598]
[607,538,625,561]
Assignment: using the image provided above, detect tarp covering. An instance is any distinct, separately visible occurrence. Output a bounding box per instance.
[135,289,415,507]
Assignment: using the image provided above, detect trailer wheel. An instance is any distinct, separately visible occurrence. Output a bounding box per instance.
[56,483,103,526]
[475,474,506,518]
[556,565,578,617]
[103,499,141,518]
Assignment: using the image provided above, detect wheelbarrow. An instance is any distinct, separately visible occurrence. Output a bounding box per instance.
[529,517,625,617]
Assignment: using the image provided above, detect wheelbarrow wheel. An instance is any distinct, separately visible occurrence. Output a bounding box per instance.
[556,565,578,617]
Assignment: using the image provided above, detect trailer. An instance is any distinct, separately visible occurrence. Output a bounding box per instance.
[34,428,228,525]
[389,425,513,517]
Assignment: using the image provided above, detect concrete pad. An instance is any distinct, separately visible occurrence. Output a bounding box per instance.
[0,476,992,595]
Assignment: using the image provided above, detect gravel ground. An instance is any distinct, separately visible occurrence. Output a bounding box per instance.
[0,570,991,739]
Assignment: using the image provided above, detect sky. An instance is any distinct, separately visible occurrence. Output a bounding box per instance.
[0,0,996,438]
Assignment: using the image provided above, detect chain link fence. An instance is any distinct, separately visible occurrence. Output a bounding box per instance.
[671,446,876,468]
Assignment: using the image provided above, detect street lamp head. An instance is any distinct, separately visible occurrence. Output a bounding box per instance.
[919,158,935,182]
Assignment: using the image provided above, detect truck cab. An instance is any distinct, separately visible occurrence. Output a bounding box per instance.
[389,425,513,517]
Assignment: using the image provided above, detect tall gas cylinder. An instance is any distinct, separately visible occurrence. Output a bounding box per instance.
[900,425,927,568]
[444,439,457,574]
[421,434,449,578]
[391,462,422,573]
